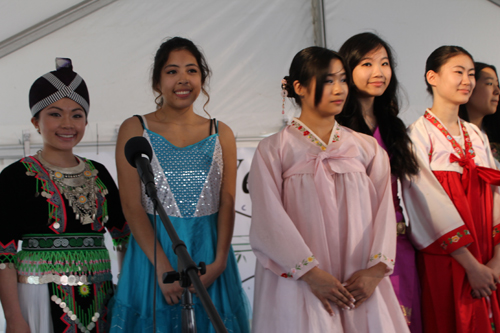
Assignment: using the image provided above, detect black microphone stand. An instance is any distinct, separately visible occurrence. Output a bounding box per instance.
[141,161,228,333]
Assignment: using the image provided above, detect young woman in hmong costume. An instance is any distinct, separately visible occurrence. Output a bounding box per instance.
[0,58,130,333]
[402,46,500,333]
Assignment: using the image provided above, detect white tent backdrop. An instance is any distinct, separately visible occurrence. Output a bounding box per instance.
[0,0,314,151]
[324,0,500,125]
[1,0,500,330]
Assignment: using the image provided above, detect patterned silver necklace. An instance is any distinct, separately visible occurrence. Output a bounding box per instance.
[36,151,99,225]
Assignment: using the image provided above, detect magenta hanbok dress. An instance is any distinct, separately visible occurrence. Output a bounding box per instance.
[373,127,422,332]
[249,119,409,332]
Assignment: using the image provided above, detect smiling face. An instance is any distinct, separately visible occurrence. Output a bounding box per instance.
[352,46,392,98]
[157,49,202,111]
[31,98,87,154]
[297,58,348,118]
[427,54,475,105]
[466,67,499,117]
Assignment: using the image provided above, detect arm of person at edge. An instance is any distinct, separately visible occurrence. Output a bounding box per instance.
[0,268,31,333]
[189,122,236,293]
[115,116,183,305]
[451,245,499,298]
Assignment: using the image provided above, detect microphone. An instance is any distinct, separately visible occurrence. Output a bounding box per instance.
[124,136,156,198]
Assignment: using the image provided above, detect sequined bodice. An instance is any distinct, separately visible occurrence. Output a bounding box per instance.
[141,129,223,218]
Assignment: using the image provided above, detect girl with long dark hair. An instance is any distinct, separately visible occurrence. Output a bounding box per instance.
[337,32,421,331]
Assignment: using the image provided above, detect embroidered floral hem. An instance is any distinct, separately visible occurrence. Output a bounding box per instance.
[281,255,316,278]
[438,227,472,253]
[494,227,500,246]
[291,118,341,150]
[369,252,395,266]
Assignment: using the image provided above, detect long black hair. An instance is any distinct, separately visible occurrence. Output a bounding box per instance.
[337,32,418,179]
[459,62,500,144]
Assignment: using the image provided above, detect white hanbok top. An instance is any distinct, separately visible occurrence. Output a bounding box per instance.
[402,110,500,251]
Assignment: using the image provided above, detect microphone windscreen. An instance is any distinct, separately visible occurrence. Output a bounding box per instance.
[124,136,153,168]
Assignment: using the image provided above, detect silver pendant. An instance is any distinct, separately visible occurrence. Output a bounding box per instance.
[82,215,94,225]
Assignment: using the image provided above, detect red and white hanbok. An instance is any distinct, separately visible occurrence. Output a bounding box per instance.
[402,109,500,333]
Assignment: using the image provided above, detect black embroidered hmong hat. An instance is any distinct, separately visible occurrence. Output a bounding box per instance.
[29,58,89,117]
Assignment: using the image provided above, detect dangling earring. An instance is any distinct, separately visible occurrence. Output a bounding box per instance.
[281,79,288,119]
[36,127,40,134]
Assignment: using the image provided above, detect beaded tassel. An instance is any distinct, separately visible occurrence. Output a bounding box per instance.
[281,78,288,118]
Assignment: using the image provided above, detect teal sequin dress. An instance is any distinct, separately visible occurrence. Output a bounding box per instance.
[109,116,250,333]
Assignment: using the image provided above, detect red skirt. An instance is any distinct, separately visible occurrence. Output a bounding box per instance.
[418,170,500,333]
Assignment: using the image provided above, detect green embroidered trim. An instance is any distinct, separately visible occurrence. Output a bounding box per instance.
[0,255,16,264]
[16,235,112,283]
[51,280,113,330]
[1,241,18,268]
[22,233,105,251]
[17,248,111,279]
[21,157,62,230]
[112,235,130,248]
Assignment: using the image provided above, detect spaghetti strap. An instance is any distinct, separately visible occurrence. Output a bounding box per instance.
[133,115,148,130]
[209,118,218,135]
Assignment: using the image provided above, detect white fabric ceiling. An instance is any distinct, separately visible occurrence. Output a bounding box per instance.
[0,0,313,149]
[0,0,499,150]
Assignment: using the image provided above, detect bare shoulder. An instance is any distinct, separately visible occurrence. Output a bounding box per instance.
[217,121,235,142]
[118,115,144,139]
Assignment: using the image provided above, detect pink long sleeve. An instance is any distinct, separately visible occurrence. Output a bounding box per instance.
[249,133,319,280]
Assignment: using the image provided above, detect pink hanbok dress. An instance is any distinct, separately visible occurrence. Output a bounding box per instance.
[249,119,409,333]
